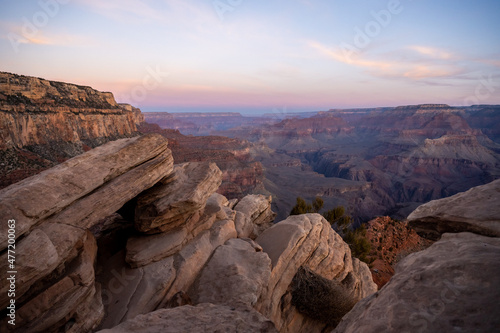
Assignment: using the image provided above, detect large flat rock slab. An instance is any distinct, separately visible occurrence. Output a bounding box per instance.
[0,133,172,250]
[408,179,500,239]
[333,232,500,333]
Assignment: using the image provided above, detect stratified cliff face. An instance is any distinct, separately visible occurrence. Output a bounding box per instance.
[138,122,264,199]
[211,104,500,221]
[0,72,142,188]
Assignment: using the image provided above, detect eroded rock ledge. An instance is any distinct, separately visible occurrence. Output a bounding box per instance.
[0,133,377,333]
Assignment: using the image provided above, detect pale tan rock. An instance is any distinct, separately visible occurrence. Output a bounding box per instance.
[125,194,229,268]
[0,227,76,309]
[101,219,237,328]
[96,303,278,333]
[333,232,500,333]
[98,250,176,329]
[408,178,500,239]
[255,213,377,332]
[11,231,103,332]
[159,219,237,306]
[194,238,271,307]
[126,228,187,268]
[227,198,239,209]
[0,133,172,250]
[234,194,276,238]
[45,147,174,229]
[234,210,253,238]
[135,161,223,233]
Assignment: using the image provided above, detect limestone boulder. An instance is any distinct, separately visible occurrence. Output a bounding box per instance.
[99,219,237,329]
[3,231,103,332]
[96,303,278,333]
[0,224,87,309]
[234,194,276,238]
[193,238,271,307]
[408,178,500,240]
[97,250,176,329]
[0,133,173,250]
[255,213,377,332]
[125,193,230,268]
[134,162,223,233]
[333,232,500,333]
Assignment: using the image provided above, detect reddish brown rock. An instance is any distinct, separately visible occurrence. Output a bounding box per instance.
[0,72,144,188]
[364,217,433,288]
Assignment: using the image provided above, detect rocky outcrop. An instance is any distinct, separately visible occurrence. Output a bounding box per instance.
[234,194,276,238]
[193,238,271,307]
[0,134,172,332]
[334,179,500,332]
[96,303,278,333]
[0,133,172,250]
[0,72,141,151]
[333,232,500,333]
[0,110,379,332]
[408,178,500,239]
[134,162,222,233]
[0,72,143,189]
[255,213,377,332]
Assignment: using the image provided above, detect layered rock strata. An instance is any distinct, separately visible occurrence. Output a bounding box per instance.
[0,71,143,189]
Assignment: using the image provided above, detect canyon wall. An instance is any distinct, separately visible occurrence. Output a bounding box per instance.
[0,72,142,188]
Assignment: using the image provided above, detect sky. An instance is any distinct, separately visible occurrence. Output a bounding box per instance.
[0,0,499,114]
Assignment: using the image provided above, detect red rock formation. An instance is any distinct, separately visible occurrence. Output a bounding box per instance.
[364,217,433,288]
[0,72,142,188]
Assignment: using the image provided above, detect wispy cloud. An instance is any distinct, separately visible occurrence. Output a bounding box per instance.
[0,21,96,48]
[309,40,463,81]
[408,45,454,60]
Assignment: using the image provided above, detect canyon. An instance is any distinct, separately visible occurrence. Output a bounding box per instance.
[1,72,499,332]
[144,104,500,222]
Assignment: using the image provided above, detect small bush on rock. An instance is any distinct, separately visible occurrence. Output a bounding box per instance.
[291,266,357,328]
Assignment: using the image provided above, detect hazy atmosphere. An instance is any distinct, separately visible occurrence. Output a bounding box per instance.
[1,0,499,113]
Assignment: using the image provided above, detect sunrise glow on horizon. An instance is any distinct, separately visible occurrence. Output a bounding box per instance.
[1,0,499,114]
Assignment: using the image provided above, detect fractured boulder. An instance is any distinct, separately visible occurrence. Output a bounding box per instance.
[134,162,222,233]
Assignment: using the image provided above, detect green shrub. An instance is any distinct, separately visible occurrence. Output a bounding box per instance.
[290,196,324,215]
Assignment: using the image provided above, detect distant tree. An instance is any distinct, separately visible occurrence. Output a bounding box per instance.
[344,225,372,264]
[312,197,324,213]
[290,197,311,215]
[290,196,323,215]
